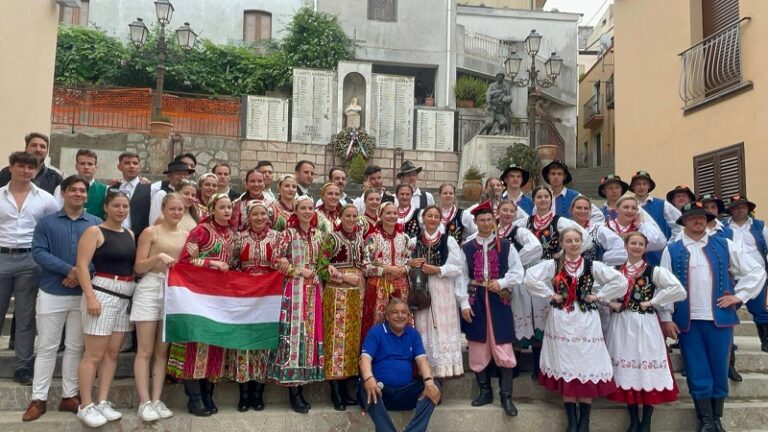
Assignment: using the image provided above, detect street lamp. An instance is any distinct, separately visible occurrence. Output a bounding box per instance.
[504,29,563,154]
[129,0,196,118]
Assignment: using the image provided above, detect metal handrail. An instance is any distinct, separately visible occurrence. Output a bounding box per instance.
[678,17,750,56]
[584,93,600,120]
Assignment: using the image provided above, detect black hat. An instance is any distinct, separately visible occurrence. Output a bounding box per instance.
[397,160,423,178]
[501,164,530,188]
[598,175,630,199]
[725,194,757,214]
[541,160,572,185]
[698,193,726,215]
[629,170,656,193]
[677,201,716,225]
[163,160,195,175]
[665,185,695,204]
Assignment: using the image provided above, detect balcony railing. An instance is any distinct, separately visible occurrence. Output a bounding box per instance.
[463,30,515,70]
[679,17,751,107]
[583,93,603,128]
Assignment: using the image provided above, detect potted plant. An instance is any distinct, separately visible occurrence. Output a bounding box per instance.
[454,76,487,108]
[462,165,485,201]
[536,144,559,162]
[423,92,435,107]
[149,113,173,138]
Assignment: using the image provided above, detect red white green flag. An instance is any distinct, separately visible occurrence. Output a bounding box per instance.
[164,262,283,350]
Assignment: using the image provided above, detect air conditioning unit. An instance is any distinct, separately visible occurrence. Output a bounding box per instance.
[54,0,82,8]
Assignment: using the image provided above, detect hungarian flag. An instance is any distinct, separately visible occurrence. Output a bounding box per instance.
[164,262,283,350]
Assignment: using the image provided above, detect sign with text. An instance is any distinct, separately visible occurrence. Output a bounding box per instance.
[415,109,455,152]
[291,68,335,144]
[370,74,414,149]
[242,95,289,141]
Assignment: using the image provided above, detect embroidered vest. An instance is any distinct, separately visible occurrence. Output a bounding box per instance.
[528,215,562,260]
[413,233,449,267]
[501,225,524,252]
[668,236,739,331]
[445,208,465,244]
[619,264,657,314]
[551,258,596,313]
[644,198,671,238]
[403,209,421,239]
[582,225,605,262]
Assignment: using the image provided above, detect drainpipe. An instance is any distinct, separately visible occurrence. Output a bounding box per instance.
[313,0,318,12]
[446,0,452,108]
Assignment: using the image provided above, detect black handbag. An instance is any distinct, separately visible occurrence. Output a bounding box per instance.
[407,266,431,311]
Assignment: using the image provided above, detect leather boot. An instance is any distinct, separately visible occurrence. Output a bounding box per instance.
[330,381,346,411]
[531,346,542,380]
[693,399,717,432]
[711,398,726,432]
[199,379,218,414]
[248,381,265,411]
[639,405,654,432]
[471,369,493,406]
[564,402,578,432]
[342,378,358,405]
[297,385,311,409]
[237,383,249,412]
[289,387,310,414]
[757,323,768,353]
[498,367,518,416]
[577,403,591,432]
[728,345,742,382]
[625,404,640,432]
[184,380,213,417]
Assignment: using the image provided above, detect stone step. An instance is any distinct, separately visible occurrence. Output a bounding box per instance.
[1,335,767,380]
[3,369,768,412]
[2,400,768,432]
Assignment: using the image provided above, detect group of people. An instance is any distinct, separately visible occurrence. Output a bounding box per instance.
[1,131,767,432]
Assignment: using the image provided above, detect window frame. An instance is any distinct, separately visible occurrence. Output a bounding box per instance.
[693,142,746,198]
[243,9,273,43]
[367,0,397,22]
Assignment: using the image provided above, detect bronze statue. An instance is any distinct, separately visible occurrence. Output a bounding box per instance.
[478,72,513,135]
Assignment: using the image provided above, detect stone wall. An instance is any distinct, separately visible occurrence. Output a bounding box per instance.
[240,140,460,190]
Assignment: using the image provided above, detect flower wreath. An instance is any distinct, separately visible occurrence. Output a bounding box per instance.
[333,127,376,161]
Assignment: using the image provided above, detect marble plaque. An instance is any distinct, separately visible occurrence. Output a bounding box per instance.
[371,74,414,149]
[415,109,454,152]
[291,68,336,144]
[243,95,289,141]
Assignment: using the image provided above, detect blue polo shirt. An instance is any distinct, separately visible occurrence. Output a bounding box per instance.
[32,209,102,296]
[361,322,426,388]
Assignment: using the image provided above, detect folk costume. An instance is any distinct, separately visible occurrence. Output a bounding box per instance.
[267,206,325,388]
[460,201,525,417]
[630,171,683,265]
[438,204,476,244]
[358,210,379,238]
[230,192,272,232]
[317,217,369,410]
[398,202,421,239]
[362,206,411,341]
[724,195,768,352]
[605,259,685,430]
[170,212,234,415]
[409,229,465,378]
[660,202,765,431]
[597,175,630,223]
[493,222,543,349]
[524,255,626,432]
[542,160,604,226]
[605,208,667,254]
[581,221,628,266]
[227,203,281,412]
[272,197,294,232]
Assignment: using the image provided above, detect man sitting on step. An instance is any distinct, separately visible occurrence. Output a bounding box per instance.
[359,298,441,432]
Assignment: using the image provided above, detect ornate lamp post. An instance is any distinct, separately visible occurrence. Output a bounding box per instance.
[128,0,197,118]
[503,30,563,156]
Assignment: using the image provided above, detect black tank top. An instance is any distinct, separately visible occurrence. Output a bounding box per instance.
[92,227,136,276]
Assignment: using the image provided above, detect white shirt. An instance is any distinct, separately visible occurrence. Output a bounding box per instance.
[551,187,605,226]
[457,233,525,310]
[411,187,435,210]
[524,259,627,304]
[728,217,768,268]
[584,223,629,266]
[637,195,683,240]
[0,183,59,248]
[149,189,167,226]
[119,177,140,230]
[660,233,766,321]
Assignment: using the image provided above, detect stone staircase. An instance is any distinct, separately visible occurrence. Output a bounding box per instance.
[2,303,768,430]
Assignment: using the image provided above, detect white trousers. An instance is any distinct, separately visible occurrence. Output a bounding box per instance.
[32,291,83,401]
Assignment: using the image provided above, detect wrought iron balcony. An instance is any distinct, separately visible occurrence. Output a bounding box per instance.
[679,17,752,109]
[605,76,614,109]
[583,93,603,129]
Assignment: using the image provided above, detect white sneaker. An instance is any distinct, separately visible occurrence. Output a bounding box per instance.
[95,400,122,421]
[137,401,160,422]
[77,403,108,428]
[152,400,174,419]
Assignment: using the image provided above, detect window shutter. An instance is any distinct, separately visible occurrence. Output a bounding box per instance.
[694,156,717,197]
[702,0,739,37]
[259,14,271,40]
[368,0,397,21]
[718,147,743,197]
[693,143,745,198]
[244,12,257,42]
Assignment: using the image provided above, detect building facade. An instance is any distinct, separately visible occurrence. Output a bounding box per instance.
[614,0,762,203]
[0,1,59,163]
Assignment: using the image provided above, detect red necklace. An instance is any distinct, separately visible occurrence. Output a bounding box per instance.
[398,205,411,219]
[497,223,514,238]
[279,198,293,212]
[441,206,457,224]
[533,212,554,231]
[423,230,441,245]
[563,256,583,275]
[609,219,637,236]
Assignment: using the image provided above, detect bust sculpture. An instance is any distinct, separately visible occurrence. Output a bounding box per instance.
[344,97,362,129]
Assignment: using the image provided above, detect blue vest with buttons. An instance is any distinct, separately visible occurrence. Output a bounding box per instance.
[643,198,671,266]
[554,188,580,219]
[668,236,739,332]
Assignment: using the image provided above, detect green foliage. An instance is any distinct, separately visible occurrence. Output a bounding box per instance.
[453,76,487,106]
[348,153,368,184]
[55,26,128,85]
[278,7,356,72]
[496,143,539,186]
[53,8,355,96]
[463,165,485,181]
